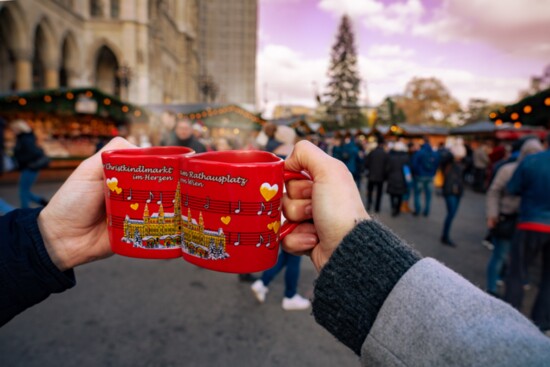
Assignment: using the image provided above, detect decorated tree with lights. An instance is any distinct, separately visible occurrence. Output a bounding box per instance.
[323,15,363,129]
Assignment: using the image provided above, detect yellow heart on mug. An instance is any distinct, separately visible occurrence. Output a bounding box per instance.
[115,187,122,194]
[221,216,231,225]
[106,177,119,192]
[130,203,139,210]
[267,221,280,234]
[260,183,278,202]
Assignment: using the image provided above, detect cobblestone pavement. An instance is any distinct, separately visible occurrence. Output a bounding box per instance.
[0,177,541,367]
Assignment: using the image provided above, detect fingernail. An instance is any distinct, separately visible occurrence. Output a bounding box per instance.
[304,205,312,216]
[303,234,318,245]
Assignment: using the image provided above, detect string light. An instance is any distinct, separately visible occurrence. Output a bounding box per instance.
[44,95,52,103]
[514,122,522,128]
[495,119,503,126]
[18,98,27,106]
[489,112,497,119]
[545,97,550,106]
[511,112,519,120]
[104,98,111,105]
[523,105,532,113]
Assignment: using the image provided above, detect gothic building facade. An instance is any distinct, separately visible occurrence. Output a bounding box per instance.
[0,0,200,105]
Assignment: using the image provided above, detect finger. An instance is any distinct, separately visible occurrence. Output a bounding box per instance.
[282,194,312,222]
[72,137,138,181]
[281,223,318,255]
[286,179,313,200]
[285,140,348,183]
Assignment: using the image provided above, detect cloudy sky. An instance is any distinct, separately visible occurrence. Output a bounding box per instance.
[256,0,550,115]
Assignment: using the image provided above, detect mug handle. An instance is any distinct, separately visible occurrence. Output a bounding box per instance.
[279,170,312,239]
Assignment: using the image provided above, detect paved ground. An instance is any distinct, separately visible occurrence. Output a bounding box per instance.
[0,176,541,366]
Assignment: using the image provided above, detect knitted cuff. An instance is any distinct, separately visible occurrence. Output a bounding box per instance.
[312,220,421,355]
[21,208,76,292]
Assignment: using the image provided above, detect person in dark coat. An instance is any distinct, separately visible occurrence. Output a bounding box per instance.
[164,118,207,153]
[385,141,410,217]
[10,119,49,209]
[333,135,362,189]
[440,143,467,247]
[364,137,388,213]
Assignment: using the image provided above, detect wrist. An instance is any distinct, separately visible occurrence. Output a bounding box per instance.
[37,210,73,271]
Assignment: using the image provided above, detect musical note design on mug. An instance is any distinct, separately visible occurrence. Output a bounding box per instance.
[157,193,163,205]
[256,234,264,247]
[234,233,240,246]
[184,194,189,206]
[267,202,273,216]
[234,201,241,214]
[266,234,271,248]
[126,188,132,201]
[257,202,265,215]
[146,191,154,203]
[204,197,210,209]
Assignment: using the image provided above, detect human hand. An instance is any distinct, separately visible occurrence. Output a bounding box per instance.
[282,140,370,272]
[37,137,137,271]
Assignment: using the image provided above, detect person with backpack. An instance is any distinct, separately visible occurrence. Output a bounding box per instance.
[411,138,439,217]
[440,143,467,247]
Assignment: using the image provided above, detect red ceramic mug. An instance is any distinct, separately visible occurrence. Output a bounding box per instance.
[102,146,194,259]
[179,150,309,273]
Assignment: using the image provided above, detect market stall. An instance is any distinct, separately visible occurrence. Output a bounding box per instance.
[145,103,264,147]
[489,88,550,129]
[0,87,149,160]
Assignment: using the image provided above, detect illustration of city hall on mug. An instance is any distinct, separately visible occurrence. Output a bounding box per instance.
[122,183,227,259]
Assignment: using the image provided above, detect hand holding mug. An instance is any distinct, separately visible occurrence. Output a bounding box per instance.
[38,137,137,271]
[282,140,371,272]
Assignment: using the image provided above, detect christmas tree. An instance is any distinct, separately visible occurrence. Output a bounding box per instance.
[324,15,362,129]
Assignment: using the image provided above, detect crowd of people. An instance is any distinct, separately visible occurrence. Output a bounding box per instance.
[321,129,550,335]
[1,116,549,364]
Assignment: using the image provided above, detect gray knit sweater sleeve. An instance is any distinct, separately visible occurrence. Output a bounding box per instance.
[312,220,421,355]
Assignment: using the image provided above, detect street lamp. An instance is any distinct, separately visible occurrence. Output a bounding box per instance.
[116,63,132,100]
[198,74,219,103]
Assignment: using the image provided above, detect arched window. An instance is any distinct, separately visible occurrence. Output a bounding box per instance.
[90,0,103,18]
[0,8,16,92]
[111,0,120,18]
[95,45,119,95]
[32,25,47,89]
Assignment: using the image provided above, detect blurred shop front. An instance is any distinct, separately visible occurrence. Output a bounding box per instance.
[145,103,264,148]
[1,87,148,158]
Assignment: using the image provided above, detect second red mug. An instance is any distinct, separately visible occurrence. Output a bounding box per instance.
[179,150,308,273]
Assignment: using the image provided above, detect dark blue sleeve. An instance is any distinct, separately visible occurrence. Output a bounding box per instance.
[0,208,76,326]
[411,151,420,175]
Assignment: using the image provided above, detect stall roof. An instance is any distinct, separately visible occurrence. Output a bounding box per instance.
[397,123,449,136]
[449,121,496,135]
[0,87,148,124]
[145,103,264,128]
[450,120,547,140]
